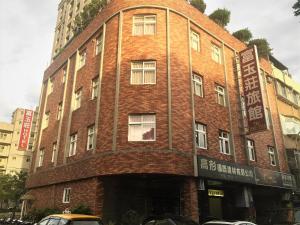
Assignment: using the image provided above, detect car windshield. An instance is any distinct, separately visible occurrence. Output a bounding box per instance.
[71,221,102,225]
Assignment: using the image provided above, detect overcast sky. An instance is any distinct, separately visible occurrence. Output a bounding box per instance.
[0,0,299,122]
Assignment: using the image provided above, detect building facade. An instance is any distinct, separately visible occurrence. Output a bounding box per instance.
[28,0,295,224]
[0,108,38,174]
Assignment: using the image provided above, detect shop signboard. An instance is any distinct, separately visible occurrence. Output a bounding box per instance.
[18,109,34,150]
[239,45,267,133]
[254,167,295,189]
[197,156,256,184]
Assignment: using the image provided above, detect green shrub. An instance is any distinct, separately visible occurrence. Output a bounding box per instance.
[71,204,92,215]
[24,208,60,222]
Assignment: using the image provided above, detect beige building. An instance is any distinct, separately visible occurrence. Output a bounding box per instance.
[0,108,38,174]
[51,0,92,58]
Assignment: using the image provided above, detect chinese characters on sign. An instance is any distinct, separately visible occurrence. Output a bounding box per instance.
[197,156,256,184]
[239,46,267,133]
[18,109,34,150]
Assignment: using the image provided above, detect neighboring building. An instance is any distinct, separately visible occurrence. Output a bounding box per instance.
[27,0,295,224]
[0,108,38,174]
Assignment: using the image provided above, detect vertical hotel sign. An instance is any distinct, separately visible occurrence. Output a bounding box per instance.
[18,109,34,150]
[239,46,267,133]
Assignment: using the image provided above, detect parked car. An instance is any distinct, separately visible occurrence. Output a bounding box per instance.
[36,214,103,225]
[202,220,257,225]
[142,214,200,225]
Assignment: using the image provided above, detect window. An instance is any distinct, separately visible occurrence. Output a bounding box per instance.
[131,61,156,84]
[293,91,299,105]
[87,125,95,150]
[12,157,16,160]
[195,123,207,149]
[38,149,44,167]
[43,112,50,129]
[268,146,276,166]
[128,114,156,141]
[211,44,222,64]
[133,15,156,35]
[74,89,82,110]
[62,188,71,203]
[192,73,203,97]
[95,34,103,55]
[91,77,99,99]
[219,131,230,155]
[191,31,200,52]
[0,133,7,139]
[57,102,63,120]
[78,50,86,68]
[276,81,286,97]
[62,68,67,83]
[69,133,77,156]
[49,79,54,94]
[215,85,226,106]
[265,108,271,129]
[51,143,57,163]
[247,139,256,161]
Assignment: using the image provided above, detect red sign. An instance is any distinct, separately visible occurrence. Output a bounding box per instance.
[18,109,34,150]
[239,46,267,133]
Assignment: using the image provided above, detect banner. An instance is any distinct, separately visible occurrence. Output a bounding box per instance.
[18,109,34,150]
[239,46,267,133]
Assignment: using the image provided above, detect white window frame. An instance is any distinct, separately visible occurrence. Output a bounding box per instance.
[215,85,226,106]
[128,114,156,142]
[211,44,222,64]
[62,68,67,83]
[44,112,50,129]
[133,15,156,36]
[192,73,203,97]
[78,50,86,69]
[74,89,82,110]
[49,79,54,94]
[57,102,63,120]
[38,149,44,167]
[62,188,71,203]
[91,77,99,99]
[51,143,57,163]
[131,61,156,85]
[87,125,95,151]
[268,146,276,166]
[95,33,103,55]
[219,131,230,155]
[247,139,256,161]
[191,31,200,52]
[195,123,207,149]
[69,133,77,157]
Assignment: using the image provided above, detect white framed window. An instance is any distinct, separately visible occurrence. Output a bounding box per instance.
[95,33,103,55]
[268,146,276,166]
[293,91,299,105]
[247,139,256,161]
[38,149,44,167]
[74,89,82,110]
[192,73,203,97]
[91,77,99,99]
[211,44,222,64]
[133,15,156,35]
[128,114,156,141]
[191,31,200,52]
[62,188,71,203]
[48,79,54,94]
[87,125,95,150]
[219,131,230,155]
[69,133,77,157]
[43,112,50,129]
[286,87,294,102]
[131,61,156,85]
[276,81,286,97]
[57,102,63,120]
[195,123,207,149]
[215,85,226,106]
[78,49,86,68]
[51,143,57,163]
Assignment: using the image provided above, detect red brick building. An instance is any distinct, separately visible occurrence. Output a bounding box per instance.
[27,0,295,223]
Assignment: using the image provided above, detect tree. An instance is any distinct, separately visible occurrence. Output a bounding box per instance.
[209,8,231,28]
[232,28,253,43]
[73,0,108,35]
[190,0,206,13]
[248,38,272,59]
[293,0,300,16]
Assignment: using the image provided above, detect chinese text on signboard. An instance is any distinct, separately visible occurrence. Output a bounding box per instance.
[18,109,34,150]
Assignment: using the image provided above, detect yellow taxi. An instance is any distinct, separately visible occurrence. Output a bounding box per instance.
[37,214,103,225]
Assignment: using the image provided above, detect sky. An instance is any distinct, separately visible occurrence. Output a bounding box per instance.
[0,0,299,122]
